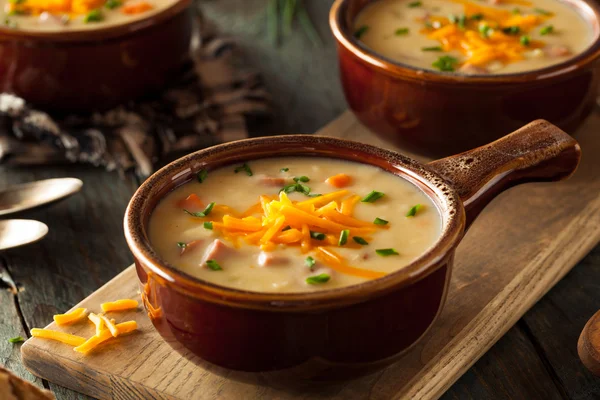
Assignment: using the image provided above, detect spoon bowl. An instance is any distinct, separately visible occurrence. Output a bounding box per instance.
[0,219,48,251]
[0,178,82,217]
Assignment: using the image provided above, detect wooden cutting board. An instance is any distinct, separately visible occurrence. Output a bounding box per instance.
[21,111,600,400]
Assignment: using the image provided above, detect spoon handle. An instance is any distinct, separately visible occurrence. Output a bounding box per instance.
[578,309,600,376]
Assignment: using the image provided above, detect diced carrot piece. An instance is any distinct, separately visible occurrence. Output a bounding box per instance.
[101,299,139,313]
[326,174,352,188]
[53,308,88,326]
[30,329,86,347]
[122,1,153,14]
[176,194,203,210]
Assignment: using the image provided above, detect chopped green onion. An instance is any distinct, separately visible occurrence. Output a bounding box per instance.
[354,25,369,38]
[305,256,316,269]
[534,8,551,15]
[479,23,491,38]
[293,176,310,183]
[502,26,520,35]
[408,1,422,7]
[280,167,289,172]
[310,231,326,240]
[361,190,385,203]
[184,202,215,217]
[395,27,410,35]
[470,13,484,20]
[8,336,24,343]
[308,193,322,197]
[374,217,389,225]
[281,183,313,196]
[234,163,253,176]
[457,14,466,29]
[432,55,459,72]
[422,46,443,51]
[448,14,458,23]
[177,242,187,248]
[197,169,208,183]
[353,236,369,245]
[306,273,330,285]
[282,225,291,231]
[338,229,350,246]
[512,8,521,14]
[84,9,103,23]
[203,222,213,230]
[105,0,121,9]
[520,35,530,46]
[406,204,422,217]
[376,248,399,257]
[9,0,26,4]
[206,260,222,271]
[539,25,554,35]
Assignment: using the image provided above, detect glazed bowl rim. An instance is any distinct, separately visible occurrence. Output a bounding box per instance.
[330,0,600,84]
[124,135,466,310]
[0,0,191,42]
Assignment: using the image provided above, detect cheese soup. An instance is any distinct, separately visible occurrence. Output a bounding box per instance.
[149,157,441,293]
[353,0,594,74]
[1,0,176,31]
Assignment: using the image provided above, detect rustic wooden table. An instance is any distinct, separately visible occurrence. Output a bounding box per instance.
[1,1,599,398]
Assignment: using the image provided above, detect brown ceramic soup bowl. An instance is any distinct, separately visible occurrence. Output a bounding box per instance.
[124,120,579,378]
[0,0,192,112]
[330,0,600,157]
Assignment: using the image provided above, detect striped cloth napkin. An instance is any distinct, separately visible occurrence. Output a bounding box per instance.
[0,8,270,178]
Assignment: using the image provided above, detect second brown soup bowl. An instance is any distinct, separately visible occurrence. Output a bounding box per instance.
[124,120,580,380]
[330,0,600,157]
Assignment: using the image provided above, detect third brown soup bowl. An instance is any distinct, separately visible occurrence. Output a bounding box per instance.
[330,0,600,157]
[124,120,580,379]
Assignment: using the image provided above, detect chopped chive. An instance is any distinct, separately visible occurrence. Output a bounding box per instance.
[354,25,369,38]
[432,55,459,72]
[84,9,103,23]
[395,27,410,35]
[376,248,399,257]
[338,229,350,246]
[196,169,208,183]
[408,1,422,7]
[539,25,554,35]
[502,26,520,35]
[306,273,330,285]
[293,176,310,183]
[281,225,291,231]
[353,236,369,245]
[310,231,326,240]
[8,336,24,343]
[305,256,315,269]
[534,8,551,15]
[280,167,289,172]
[448,14,458,23]
[470,13,484,20]
[206,260,222,271]
[361,190,385,203]
[457,14,466,29]
[234,163,253,176]
[406,204,422,217]
[479,23,491,38]
[104,0,121,9]
[308,193,322,197]
[203,222,213,230]
[512,8,521,14]
[184,202,215,217]
[177,242,187,248]
[281,183,313,196]
[520,35,530,46]
[373,217,389,225]
[422,46,443,51]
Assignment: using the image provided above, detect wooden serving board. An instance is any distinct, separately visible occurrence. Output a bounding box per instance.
[21,112,600,400]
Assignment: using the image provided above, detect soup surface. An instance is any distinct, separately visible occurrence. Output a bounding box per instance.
[1,0,175,31]
[353,0,594,74]
[149,157,442,293]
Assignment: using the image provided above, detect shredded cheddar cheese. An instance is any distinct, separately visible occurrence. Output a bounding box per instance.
[99,314,120,337]
[53,308,88,326]
[73,321,138,354]
[100,299,139,312]
[30,329,86,347]
[88,313,105,336]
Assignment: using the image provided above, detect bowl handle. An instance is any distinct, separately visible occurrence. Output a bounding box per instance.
[427,119,581,228]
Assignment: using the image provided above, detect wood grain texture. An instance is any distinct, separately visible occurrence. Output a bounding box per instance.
[20,111,600,400]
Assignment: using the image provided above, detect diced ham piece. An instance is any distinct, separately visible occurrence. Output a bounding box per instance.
[458,63,489,75]
[488,0,501,5]
[259,175,288,187]
[257,252,289,267]
[200,239,231,267]
[180,239,203,256]
[544,45,572,58]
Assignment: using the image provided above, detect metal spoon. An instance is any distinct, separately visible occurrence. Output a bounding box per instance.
[0,178,82,217]
[0,219,48,250]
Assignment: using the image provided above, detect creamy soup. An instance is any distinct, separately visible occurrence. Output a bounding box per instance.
[1,0,175,31]
[149,157,442,293]
[353,0,594,74]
